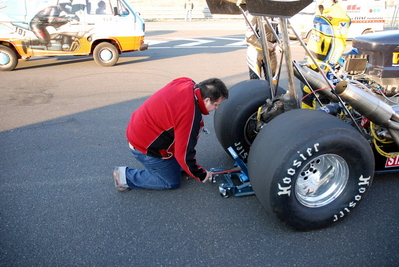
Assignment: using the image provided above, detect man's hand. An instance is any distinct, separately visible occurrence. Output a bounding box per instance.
[202,171,213,183]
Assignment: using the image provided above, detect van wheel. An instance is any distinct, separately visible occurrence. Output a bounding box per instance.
[248,109,374,230]
[93,42,119,67]
[0,45,18,71]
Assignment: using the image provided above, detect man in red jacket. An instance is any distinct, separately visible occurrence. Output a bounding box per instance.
[113,77,229,191]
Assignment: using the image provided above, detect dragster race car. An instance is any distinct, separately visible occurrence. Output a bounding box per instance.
[206,0,399,230]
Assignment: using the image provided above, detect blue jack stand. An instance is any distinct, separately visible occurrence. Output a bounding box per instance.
[210,147,255,198]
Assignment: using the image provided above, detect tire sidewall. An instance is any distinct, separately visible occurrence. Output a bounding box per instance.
[0,45,18,71]
[93,43,119,67]
[228,89,270,160]
[214,80,284,161]
[267,128,373,229]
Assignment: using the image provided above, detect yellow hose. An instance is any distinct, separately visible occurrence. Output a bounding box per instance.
[370,121,399,158]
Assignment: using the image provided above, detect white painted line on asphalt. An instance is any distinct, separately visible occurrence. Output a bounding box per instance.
[169,37,215,47]
[145,40,170,46]
[144,37,303,48]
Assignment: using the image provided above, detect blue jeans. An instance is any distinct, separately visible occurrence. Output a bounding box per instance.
[125,148,182,190]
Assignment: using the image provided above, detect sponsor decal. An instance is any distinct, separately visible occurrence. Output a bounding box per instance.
[393,52,399,67]
[385,154,399,168]
[351,19,384,23]
[347,4,361,12]
[346,5,382,13]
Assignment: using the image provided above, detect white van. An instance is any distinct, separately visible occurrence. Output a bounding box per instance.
[289,0,386,39]
[0,0,148,71]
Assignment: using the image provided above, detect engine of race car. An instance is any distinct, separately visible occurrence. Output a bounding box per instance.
[335,30,399,160]
[295,30,399,160]
[349,30,399,100]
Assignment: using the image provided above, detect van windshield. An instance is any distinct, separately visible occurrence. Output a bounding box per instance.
[110,0,130,16]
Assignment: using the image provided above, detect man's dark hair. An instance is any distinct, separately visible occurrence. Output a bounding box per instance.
[198,78,229,103]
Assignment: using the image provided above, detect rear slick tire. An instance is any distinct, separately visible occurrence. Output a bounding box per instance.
[214,79,284,161]
[248,109,375,230]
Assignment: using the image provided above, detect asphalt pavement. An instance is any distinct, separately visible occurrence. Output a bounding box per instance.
[0,20,398,267]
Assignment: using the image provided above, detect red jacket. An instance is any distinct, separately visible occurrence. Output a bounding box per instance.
[126,77,208,181]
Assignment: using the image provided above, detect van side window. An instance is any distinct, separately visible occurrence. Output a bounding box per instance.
[86,0,111,15]
[110,0,130,16]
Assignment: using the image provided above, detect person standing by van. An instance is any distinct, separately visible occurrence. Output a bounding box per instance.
[184,0,194,21]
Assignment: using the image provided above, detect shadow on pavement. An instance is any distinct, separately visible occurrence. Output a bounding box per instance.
[0,95,398,266]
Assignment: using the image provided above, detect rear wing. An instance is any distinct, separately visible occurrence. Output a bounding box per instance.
[205,0,323,110]
[205,0,313,18]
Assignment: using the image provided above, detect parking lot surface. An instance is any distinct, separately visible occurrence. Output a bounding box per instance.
[1,21,398,267]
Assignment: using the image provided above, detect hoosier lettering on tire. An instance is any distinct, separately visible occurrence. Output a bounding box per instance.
[248,109,375,230]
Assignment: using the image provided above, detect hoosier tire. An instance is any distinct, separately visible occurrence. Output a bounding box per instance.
[214,79,285,161]
[248,109,375,230]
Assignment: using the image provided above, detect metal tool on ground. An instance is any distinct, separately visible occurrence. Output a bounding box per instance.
[210,147,255,198]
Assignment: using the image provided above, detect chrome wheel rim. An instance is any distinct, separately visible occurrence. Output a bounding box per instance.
[295,154,349,208]
[99,49,113,62]
[0,52,10,65]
